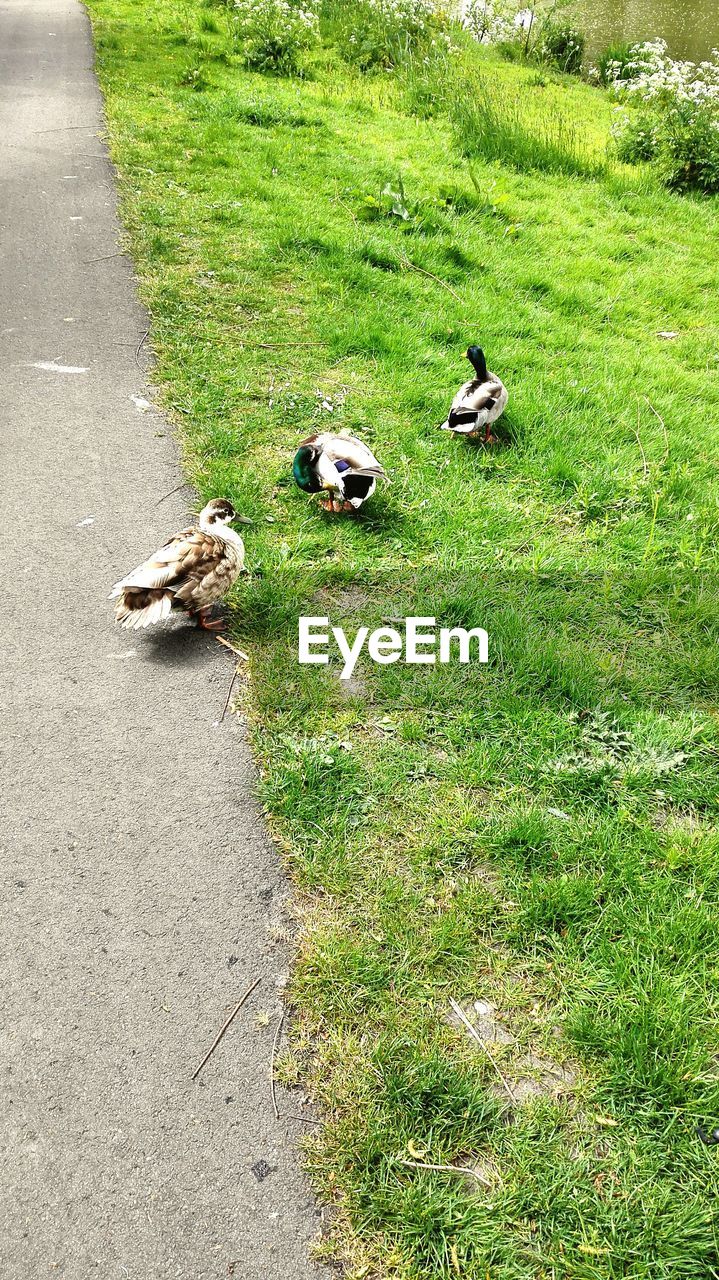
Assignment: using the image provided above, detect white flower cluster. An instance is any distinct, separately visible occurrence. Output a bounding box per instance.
[235,0,319,27]
[608,39,719,188]
[233,0,319,71]
[461,0,534,46]
[607,39,719,108]
[361,0,437,36]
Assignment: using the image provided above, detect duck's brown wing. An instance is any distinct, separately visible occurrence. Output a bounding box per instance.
[113,527,224,595]
[172,534,242,606]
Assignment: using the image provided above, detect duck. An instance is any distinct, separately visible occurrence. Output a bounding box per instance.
[293,430,388,512]
[110,498,247,631]
[440,345,508,443]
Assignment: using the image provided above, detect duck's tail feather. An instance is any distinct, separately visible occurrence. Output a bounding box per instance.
[114,587,175,630]
[450,424,483,436]
[446,406,483,434]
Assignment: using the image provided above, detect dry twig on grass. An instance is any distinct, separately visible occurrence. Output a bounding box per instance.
[239,340,327,349]
[399,255,462,302]
[397,1157,492,1188]
[35,124,99,133]
[643,395,670,463]
[634,401,649,482]
[220,669,239,723]
[448,996,518,1105]
[154,481,192,508]
[216,636,250,662]
[215,638,249,720]
[83,251,123,263]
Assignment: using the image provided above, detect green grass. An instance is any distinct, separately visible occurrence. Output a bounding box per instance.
[451,81,606,176]
[85,4,719,1276]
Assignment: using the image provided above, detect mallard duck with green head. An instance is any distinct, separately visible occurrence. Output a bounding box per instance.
[440,345,508,443]
[292,430,388,512]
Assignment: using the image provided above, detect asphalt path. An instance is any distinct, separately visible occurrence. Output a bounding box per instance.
[0,1,324,1275]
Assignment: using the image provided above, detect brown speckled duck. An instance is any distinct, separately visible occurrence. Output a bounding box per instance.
[110,498,246,631]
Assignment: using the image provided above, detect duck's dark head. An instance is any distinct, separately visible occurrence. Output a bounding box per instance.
[293,444,322,494]
[466,345,488,380]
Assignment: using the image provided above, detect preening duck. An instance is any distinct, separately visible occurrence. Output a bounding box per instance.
[110,498,247,631]
[293,430,388,512]
[440,345,508,443]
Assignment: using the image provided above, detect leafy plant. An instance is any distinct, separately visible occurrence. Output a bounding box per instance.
[536,19,584,75]
[464,167,513,219]
[596,39,641,87]
[179,63,212,89]
[613,110,658,163]
[380,177,411,220]
[323,0,449,71]
[354,174,455,228]
[610,41,719,190]
[233,0,319,74]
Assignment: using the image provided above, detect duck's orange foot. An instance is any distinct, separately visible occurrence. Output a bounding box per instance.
[196,607,225,632]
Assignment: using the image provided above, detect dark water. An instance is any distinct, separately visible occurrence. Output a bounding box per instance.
[570,0,719,63]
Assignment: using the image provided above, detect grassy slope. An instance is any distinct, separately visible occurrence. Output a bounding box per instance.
[87,4,719,1276]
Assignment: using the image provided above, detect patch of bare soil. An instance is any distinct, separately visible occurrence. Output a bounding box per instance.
[448,997,577,1104]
